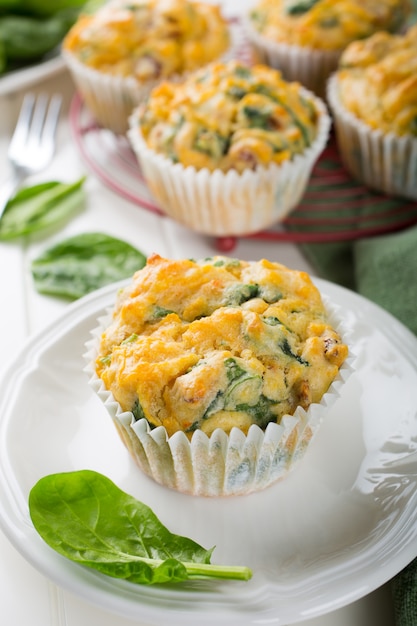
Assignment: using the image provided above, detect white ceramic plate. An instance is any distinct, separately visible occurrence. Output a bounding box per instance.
[0,53,65,96]
[0,278,417,625]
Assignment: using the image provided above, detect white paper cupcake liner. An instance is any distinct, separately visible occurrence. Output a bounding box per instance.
[84,297,354,497]
[127,90,331,236]
[63,50,185,136]
[242,18,342,99]
[327,74,417,201]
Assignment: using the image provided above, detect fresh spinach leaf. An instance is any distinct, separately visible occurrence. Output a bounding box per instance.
[284,0,320,15]
[234,65,251,79]
[224,283,259,306]
[227,85,247,100]
[150,305,175,320]
[203,390,224,419]
[29,470,252,584]
[193,129,230,159]
[0,177,85,240]
[121,333,139,344]
[263,316,282,326]
[224,357,248,382]
[280,337,309,365]
[242,105,273,130]
[203,358,262,419]
[132,398,147,422]
[31,232,146,300]
[236,394,280,430]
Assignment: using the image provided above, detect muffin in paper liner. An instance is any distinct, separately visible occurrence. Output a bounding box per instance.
[84,298,353,497]
[242,17,341,99]
[127,89,331,236]
[62,1,235,136]
[327,74,417,201]
[241,0,412,100]
[63,41,241,137]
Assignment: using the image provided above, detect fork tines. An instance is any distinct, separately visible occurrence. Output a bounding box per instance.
[10,93,62,154]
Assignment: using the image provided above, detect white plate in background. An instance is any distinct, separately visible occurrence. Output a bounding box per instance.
[0,53,66,96]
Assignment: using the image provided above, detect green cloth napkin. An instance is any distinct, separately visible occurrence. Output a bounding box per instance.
[392,560,417,626]
[301,224,417,335]
[301,224,417,625]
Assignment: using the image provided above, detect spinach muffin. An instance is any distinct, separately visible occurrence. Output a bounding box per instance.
[87,255,350,496]
[244,0,411,96]
[327,24,417,199]
[62,0,230,134]
[128,60,330,235]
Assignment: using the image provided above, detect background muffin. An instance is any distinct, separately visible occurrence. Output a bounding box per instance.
[63,0,230,134]
[327,24,417,199]
[244,0,411,97]
[86,254,350,496]
[128,60,331,235]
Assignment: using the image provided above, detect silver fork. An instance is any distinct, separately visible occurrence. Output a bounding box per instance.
[0,92,62,219]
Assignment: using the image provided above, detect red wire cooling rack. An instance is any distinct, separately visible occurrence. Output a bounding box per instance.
[69,92,417,251]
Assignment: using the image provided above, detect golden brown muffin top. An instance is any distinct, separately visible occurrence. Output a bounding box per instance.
[135,60,321,172]
[96,255,348,438]
[337,25,417,136]
[63,0,229,81]
[248,0,410,51]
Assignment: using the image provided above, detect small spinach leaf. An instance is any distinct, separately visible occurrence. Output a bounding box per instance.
[284,0,320,15]
[150,305,175,320]
[224,357,248,382]
[132,398,147,422]
[236,395,280,430]
[280,338,309,365]
[29,470,252,584]
[31,232,146,300]
[0,177,85,240]
[224,283,259,306]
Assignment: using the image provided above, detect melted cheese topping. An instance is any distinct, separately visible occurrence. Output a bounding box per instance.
[96,255,348,438]
[337,25,417,136]
[136,60,320,172]
[63,0,229,81]
[249,0,410,51]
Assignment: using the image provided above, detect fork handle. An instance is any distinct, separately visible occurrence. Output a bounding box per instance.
[0,171,26,220]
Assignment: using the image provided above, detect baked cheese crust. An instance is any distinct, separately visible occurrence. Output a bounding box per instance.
[63,0,229,82]
[337,25,417,136]
[248,0,410,51]
[95,255,348,438]
[136,60,320,172]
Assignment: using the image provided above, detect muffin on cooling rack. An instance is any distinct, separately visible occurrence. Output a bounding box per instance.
[62,0,230,135]
[85,254,351,496]
[128,60,331,236]
[327,24,417,199]
[244,0,411,97]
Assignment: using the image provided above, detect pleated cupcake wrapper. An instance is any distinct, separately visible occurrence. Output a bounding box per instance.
[63,51,154,135]
[62,24,238,136]
[327,74,417,201]
[242,18,341,99]
[84,297,354,497]
[127,91,331,236]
